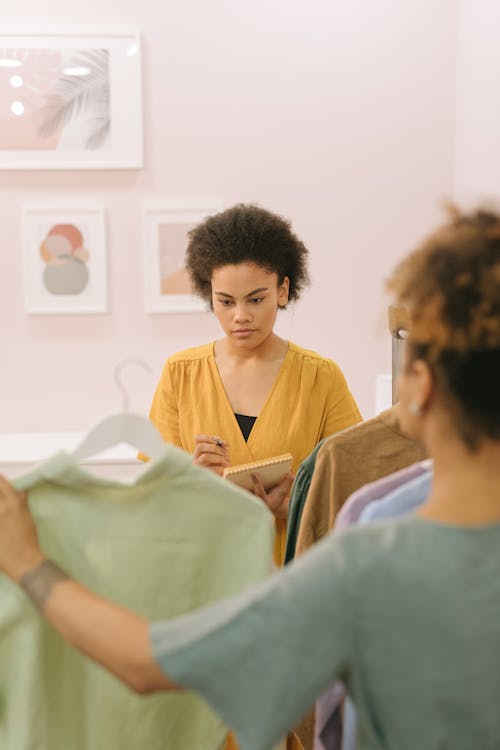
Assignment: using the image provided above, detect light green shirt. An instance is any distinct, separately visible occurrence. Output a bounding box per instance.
[0,447,275,750]
[152,516,500,750]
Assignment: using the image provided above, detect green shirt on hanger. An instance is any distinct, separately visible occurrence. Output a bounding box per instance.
[0,446,275,750]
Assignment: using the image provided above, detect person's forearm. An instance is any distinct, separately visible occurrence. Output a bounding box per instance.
[18,559,180,694]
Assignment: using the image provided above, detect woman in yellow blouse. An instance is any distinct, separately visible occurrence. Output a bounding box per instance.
[148,204,361,562]
[148,204,361,750]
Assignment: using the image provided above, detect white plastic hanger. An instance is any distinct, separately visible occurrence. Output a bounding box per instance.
[72,358,166,462]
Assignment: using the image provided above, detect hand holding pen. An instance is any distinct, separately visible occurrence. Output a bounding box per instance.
[193,434,231,476]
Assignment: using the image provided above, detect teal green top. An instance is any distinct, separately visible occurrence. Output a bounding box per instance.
[284,437,327,564]
[1,447,275,750]
[152,516,500,750]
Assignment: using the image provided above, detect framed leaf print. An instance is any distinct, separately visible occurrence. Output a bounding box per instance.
[0,34,142,169]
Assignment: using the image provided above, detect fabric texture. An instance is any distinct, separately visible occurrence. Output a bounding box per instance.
[152,516,500,750]
[315,466,433,750]
[295,406,426,556]
[0,447,275,750]
[148,341,361,566]
[284,439,327,565]
[358,468,432,524]
[334,460,431,532]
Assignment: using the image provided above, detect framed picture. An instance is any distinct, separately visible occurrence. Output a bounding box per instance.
[23,205,107,314]
[143,207,217,314]
[0,34,142,169]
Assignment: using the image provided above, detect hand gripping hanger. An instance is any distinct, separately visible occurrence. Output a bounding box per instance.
[72,358,165,462]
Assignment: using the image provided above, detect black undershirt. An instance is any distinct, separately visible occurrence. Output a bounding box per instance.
[234,413,257,442]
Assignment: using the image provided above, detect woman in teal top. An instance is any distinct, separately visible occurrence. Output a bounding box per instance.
[1,205,500,749]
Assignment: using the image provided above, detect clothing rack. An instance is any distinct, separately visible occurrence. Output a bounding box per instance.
[388,305,409,405]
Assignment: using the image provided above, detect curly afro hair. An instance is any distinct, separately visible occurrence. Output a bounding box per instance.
[387,204,500,449]
[185,204,310,306]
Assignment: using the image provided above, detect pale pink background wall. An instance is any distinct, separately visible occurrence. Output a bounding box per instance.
[454,0,500,203]
[0,1,457,432]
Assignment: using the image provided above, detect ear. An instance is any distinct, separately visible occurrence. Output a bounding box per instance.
[407,358,434,413]
[278,276,290,307]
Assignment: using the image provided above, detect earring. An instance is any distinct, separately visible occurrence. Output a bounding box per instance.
[408,402,422,416]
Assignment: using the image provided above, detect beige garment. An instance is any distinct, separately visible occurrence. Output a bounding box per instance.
[291,405,426,750]
[295,405,427,557]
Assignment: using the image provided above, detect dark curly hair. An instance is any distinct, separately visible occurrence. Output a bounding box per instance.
[387,205,500,450]
[185,204,309,306]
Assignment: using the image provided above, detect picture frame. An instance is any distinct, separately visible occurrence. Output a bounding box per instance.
[23,205,108,314]
[0,34,142,169]
[143,207,217,314]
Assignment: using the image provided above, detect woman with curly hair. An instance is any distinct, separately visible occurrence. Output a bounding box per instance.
[147,203,362,567]
[2,204,500,749]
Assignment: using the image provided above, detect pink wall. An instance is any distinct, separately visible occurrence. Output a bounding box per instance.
[0,1,457,432]
[454,0,500,202]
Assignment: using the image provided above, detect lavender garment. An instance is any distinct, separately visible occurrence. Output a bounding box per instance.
[334,461,429,532]
[314,462,431,750]
[359,471,432,525]
[315,681,345,749]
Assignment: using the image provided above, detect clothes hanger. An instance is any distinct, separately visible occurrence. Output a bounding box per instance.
[388,305,409,406]
[72,358,166,462]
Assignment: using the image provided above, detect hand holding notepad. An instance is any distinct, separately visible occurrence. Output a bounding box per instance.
[223,453,293,493]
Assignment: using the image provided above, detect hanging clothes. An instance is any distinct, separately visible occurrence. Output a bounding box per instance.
[0,446,274,750]
[284,438,329,565]
[289,408,425,748]
[335,460,431,531]
[358,466,432,524]
[147,341,361,565]
[295,405,426,557]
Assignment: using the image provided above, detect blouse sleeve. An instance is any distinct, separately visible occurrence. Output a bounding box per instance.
[148,360,182,447]
[150,531,357,750]
[321,362,362,440]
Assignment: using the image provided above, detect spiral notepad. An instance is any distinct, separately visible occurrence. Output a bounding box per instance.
[223,453,292,493]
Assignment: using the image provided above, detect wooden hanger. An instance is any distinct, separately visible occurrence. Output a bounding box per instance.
[388,304,409,339]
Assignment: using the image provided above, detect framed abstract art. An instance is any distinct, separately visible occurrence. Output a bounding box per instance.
[143,207,218,314]
[23,205,107,314]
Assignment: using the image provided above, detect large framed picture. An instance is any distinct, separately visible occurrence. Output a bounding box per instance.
[23,205,107,314]
[0,34,142,169]
[143,207,217,314]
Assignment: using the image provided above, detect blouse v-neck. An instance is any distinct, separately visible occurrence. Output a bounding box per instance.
[209,340,291,453]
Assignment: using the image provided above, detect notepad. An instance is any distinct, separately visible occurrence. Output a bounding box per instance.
[223,453,292,493]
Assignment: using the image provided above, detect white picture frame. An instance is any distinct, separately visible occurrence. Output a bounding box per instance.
[23,204,108,314]
[143,207,217,314]
[0,34,142,169]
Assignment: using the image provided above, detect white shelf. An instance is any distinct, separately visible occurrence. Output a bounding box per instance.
[0,431,139,465]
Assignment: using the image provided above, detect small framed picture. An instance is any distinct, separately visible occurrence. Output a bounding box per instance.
[0,34,142,169]
[143,207,216,313]
[23,205,107,314]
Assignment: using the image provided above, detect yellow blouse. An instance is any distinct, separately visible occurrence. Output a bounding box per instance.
[149,341,362,564]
